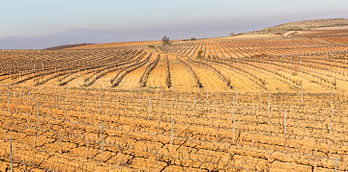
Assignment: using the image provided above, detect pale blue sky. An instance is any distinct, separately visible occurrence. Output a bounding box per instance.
[1,0,348,38]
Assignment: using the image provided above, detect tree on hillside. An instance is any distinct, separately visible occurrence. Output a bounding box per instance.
[162,36,170,45]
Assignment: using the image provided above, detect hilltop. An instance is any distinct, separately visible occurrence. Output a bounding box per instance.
[249,18,348,35]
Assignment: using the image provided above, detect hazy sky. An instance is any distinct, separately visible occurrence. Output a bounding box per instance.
[1,0,348,38]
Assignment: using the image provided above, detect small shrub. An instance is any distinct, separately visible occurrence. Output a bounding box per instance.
[197,50,204,58]
[292,71,298,76]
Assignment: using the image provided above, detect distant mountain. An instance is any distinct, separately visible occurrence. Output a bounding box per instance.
[0,23,262,49]
[0,27,208,50]
[0,28,133,49]
[2,18,347,49]
[0,28,190,49]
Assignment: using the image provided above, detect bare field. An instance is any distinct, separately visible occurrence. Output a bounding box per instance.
[0,29,347,171]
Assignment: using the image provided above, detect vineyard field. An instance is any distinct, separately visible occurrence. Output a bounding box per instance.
[0,28,347,171]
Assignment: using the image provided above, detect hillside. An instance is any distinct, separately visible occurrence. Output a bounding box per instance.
[250,18,348,35]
